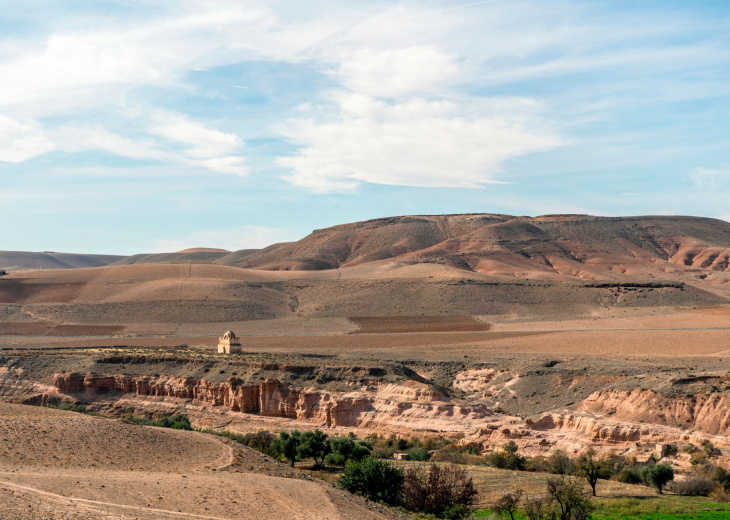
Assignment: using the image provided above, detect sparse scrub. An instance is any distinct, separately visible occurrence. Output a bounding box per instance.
[668,475,716,496]
[402,463,477,519]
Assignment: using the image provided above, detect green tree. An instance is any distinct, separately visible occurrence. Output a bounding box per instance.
[277,430,301,467]
[641,464,674,494]
[574,447,612,496]
[339,456,404,506]
[297,429,330,468]
[325,436,372,466]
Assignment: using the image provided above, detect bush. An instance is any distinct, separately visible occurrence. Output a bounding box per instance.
[339,457,404,506]
[548,450,574,475]
[668,476,716,496]
[402,464,477,519]
[616,466,643,485]
[485,441,526,471]
[406,447,429,461]
[690,452,709,466]
[714,466,730,491]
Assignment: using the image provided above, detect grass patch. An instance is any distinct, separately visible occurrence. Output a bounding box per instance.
[591,496,730,519]
[476,495,730,519]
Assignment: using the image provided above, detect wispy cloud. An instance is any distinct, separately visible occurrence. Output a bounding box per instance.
[279,93,561,192]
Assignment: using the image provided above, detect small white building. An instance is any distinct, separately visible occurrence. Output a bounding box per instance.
[218,330,242,354]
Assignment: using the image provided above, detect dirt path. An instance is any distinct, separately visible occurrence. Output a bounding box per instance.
[0,478,231,520]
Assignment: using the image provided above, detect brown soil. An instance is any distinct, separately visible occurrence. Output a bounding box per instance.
[350,315,492,333]
[0,403,400,520]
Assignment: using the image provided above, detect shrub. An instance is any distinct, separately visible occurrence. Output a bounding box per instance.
[640,464,674,494]
[402,464,477,519]
[709,488,730,503]
[714,466,730,491]
[406,447,429,461]
[485,441,526,471]
[616,466,643,485]
[666,443,678,456]
[690,452,709,466]
[548,450,574,475]
[525,456,549,473]
[523,495,551,520]
[339,457,404,506]
[668,476,716,496]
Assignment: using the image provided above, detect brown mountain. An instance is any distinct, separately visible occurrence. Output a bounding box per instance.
[221,214,730,281]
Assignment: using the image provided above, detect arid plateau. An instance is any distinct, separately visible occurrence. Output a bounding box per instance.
[2,213,730,518]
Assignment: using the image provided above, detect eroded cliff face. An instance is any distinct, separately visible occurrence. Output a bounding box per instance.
[52,372,486,432]
[579,388,730,436]
[3,369,724,454]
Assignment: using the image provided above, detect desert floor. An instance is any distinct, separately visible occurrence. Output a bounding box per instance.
[0,403,399,520]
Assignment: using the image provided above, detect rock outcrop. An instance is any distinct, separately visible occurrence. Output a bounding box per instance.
[578,388,730,436]
[52,372,488,432]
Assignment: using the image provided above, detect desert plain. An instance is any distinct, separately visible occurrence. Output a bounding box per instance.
[2,213,730,518]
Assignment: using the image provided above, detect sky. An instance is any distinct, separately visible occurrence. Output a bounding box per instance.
[1,0,729,255]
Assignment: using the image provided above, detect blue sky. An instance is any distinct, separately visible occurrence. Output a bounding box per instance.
[1,0,728,254]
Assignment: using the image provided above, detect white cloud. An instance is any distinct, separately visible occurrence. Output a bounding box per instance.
[149,112,242,158]
[691,167,727,190]
[152,225,294,253]
[0,115,55,163]
[278,93,561,192]
[337,46,459,97]
[47,115,248,176]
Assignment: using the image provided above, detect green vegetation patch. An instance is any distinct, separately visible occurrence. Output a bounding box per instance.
[122,413,193,430]
[476,495,730,519]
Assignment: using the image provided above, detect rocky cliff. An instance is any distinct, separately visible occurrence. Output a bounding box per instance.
[52,372,489,432]
[578,388,730,436]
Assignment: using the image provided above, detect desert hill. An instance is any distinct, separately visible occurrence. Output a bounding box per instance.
[0,251,125,271]
[113,248,231,266]
[224,214,730,282]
